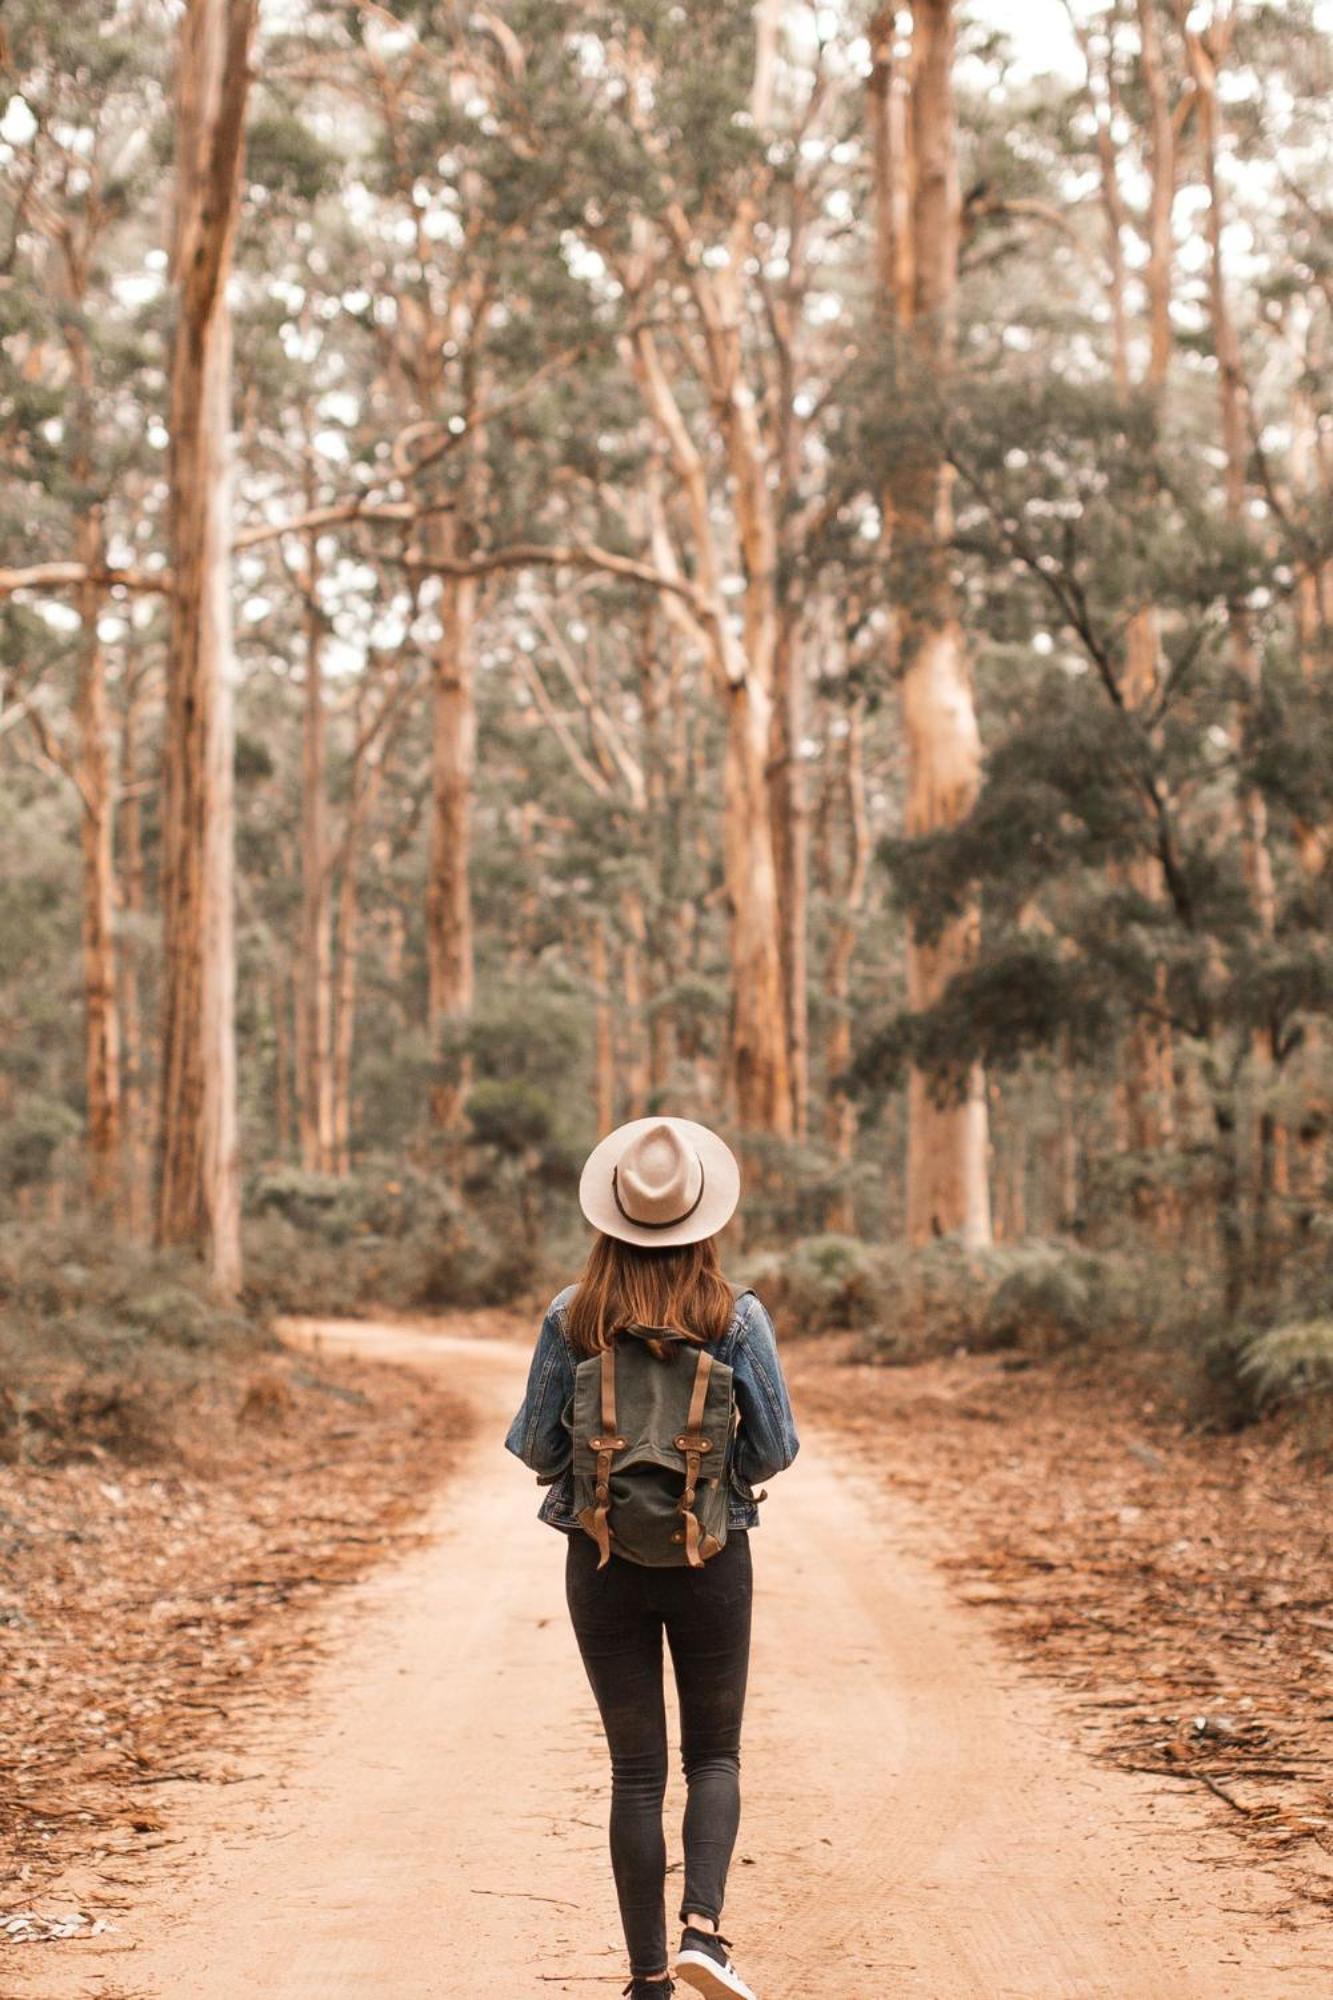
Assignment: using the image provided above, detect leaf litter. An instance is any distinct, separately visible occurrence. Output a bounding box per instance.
[0,1342,470,1949]
[789,1336,1333,1916]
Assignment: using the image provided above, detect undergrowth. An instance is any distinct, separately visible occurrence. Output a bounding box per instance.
[740,1230,1333,1447]
[242,1159,558,1313]
[0,1219,270,1466]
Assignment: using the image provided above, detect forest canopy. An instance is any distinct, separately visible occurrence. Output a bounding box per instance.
[3,0,1333,1376]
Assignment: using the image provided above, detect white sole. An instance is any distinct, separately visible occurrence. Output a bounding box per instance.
[673,1948,757,2000]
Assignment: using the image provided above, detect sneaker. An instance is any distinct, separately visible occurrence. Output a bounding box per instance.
[623,1981,674,1999]
[673,1928,757,2000]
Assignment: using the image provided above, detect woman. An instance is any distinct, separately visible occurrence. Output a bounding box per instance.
[505,1116,800,2000]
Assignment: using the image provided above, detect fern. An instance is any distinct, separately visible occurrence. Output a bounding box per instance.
[1236,1320,1333,1410]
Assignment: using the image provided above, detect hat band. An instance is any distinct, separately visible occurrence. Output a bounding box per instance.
[611,1158,706,1231]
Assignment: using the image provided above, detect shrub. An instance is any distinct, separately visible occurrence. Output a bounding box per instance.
[742,1234,889,1335]
[415,1212,543,1309]
[464,1079,552,1153]
[864,1237,1005,1360]
[736,1138,870,1240]
[241,1160,544,1314]
[980,1243,1105,1353]
[1235,1319,1333,1413]
[0,1221,269,1464]
[747,1232,1139,1363]
[0,1098,80,1193]
[246,1162,461,1245]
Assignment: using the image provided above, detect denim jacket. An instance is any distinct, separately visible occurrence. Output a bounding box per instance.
[504,1286,800,1536]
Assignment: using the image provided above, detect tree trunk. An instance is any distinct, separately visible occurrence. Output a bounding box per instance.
[331,748,387,1177]
[590,918,615,1137]
[769,609,810,1138]
[1120,612,1178,1219]
[1291,369,1330,1207]
[1214,1091,1247,1320]
[628,305,791,1142]
[621,888,650,1118]
[902,623,992,1245]
[272,960,293,1162]
[425,511,477,1134]
[640,613,677,1099]
[1186,17,1275,931]
[823,697,869,1233]
[156,0,255,1295]
[1056,1029,1079,1231]
[724,676,794,1134]
[297,536,335,1174]
[877,0,991,1247]
[331,893,358,1177]
[74,509,123,1211]
[1137,0,1176,389]
[1183,12,1278,1276]
[117,656,151,1237]
[1115,7,1178,1224]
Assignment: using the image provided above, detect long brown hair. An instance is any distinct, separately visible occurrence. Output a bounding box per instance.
[565,1233,735,1358]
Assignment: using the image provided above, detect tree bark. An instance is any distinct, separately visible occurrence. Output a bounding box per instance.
[272,959,294,1161]
[629,326,793,1139]
[59,235,123,1214]
[1181,8,1278,1281]
[425,514,477,1134]
[823,697,869,1234]
[1056,1029,1080,1232]
[1183,11,1275,928]
[117,655,151,1236]
[770,610,810,1138]
[1291,337,1331,1206]
[1089,0,1180,1225]
[1137,0,1176,389]
[331,740,389,1177]
[621,888,651,1118]
[724,674,795,1133]
[879,0,992,1247]
[590,917,615,1137]
[74,510,123,1211]
[156,0,255,1294]
[640,610,678,1099]
[297,529,335,1174]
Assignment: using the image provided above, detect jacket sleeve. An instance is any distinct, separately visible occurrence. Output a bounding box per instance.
[504,1302,576,1481]
[730,1295,800,1487]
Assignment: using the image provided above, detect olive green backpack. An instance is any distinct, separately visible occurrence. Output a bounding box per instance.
[571,1324,736,1569]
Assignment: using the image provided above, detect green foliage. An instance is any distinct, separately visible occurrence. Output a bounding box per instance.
[465,1079,552,1154]
[245,112,341,205]
[0,1222,268,1464]
[750,1233,1137,1361]
[980,1243,1109,1354]
[247,1162,458,1244]
[0,1099,81,1193]
[1234,1319,1333,1413]
[739,1234,887,1336]
[732,1140,866,1241]
[858,1239,1039,1363]
[241,1161,543,1313]
[7,0,1333,1373]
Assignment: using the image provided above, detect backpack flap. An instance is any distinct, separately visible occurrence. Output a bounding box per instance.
[571,1337,734,1569]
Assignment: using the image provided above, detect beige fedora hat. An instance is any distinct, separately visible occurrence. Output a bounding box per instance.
[579,1116,741,1248]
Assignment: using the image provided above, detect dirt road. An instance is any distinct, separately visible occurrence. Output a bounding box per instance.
[24,1317,1329,1999]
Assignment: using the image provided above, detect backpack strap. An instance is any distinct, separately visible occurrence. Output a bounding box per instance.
[674,1349,715,1570]
[585,1344,626,1569]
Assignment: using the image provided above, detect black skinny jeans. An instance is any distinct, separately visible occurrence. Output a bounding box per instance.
[565,1529,753,1980]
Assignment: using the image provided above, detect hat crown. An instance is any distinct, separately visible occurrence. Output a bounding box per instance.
[613,1121,702,1227]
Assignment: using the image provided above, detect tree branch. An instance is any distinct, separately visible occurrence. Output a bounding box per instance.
[0,561,169,599]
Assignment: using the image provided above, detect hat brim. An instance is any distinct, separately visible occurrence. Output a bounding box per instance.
[579,1117,741,1247]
